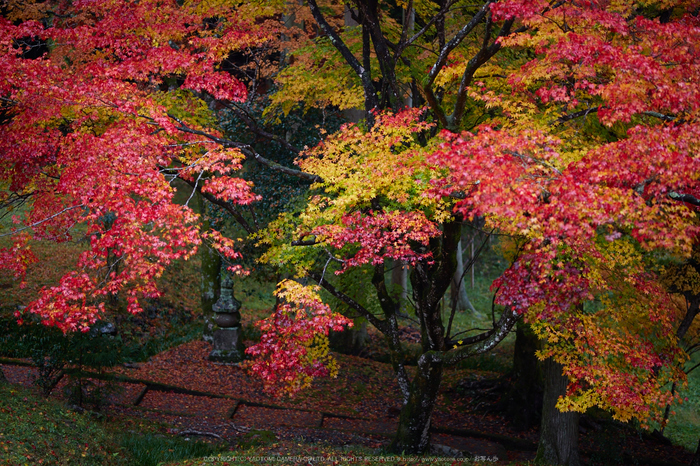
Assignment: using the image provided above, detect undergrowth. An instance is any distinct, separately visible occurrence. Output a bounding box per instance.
[0,383,131,465]
[120,432,225,466]
[664,351,700,452]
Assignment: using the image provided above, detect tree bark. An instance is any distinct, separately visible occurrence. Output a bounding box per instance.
[450,239,476,313]
[391,259,408,311]
[0,366,7,384]
[536,358,580,466]
[198,193,221,344]
[501,321,543,430]
[388,220,461,453]
[390,357,443,453]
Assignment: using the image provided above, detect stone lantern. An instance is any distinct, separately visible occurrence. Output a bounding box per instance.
[208,274,245,363]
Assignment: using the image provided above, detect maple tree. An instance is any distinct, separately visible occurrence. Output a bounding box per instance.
[435,0,699,462]
[2,0,700,460]
[0,0,354,398]
[1,0,279,328]
[257,0,700,458]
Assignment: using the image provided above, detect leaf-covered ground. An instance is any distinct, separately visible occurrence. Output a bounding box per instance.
[1,335,697,465]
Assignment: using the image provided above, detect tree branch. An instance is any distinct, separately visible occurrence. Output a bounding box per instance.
[421,1,495,127]
[449,18,516,129]
[225,103,302,154]
[356,1,402,110]
[307,0,379,118]
[425,307,519,366]
[557,106,600,124]
[168,114,323,184]
[177,172,256,234]
[397,0,459,56]
[669,191,700,207]
[307,271,386,331]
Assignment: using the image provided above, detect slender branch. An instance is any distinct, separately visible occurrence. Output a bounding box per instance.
[398,0,459,55]
[356,1,402,111]
[225,102,302,154]
[397,0,415,56]
[506,150,563,176]
[177,430,224,440]
[0,204,84,238]
[686,360,700,376]
[307,271,386,331]
[449,18,516,129]
[557,106,600,123]
[167,114,322,183]
[0,192,33,223]
[557,108,675,124]
[291,239,318,246]
[185,170,204,208]
[643,111,676,121]
[444,231,493,340]
[307,0,379,116]
[428,307,520,365]
[422,0,495,127]
[163,167,256,234]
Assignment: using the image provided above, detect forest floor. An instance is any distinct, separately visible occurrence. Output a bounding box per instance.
[1,331,696,466]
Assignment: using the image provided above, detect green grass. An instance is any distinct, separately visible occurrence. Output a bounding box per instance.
[0,383,131,465]
[120,432,224,466]
[0,381,230,466]
[664,351,700,452]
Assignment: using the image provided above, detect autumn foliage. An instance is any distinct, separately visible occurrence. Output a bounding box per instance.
[245,280,352,396]
[430,0,700,422]
[2,0,700,444]
[0,0,264,330]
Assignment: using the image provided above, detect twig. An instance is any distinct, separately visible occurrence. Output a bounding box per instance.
[178,429,224,440]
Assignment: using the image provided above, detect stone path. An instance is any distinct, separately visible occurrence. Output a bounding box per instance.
[0,361,529,463]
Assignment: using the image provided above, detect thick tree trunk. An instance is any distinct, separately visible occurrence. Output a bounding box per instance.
[501,321,543,430]
[388,220,461,453]
[199,194,221,343]
[390,357,443,453]
[536,358,580,466]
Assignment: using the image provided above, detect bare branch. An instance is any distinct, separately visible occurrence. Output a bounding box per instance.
[422,0,495,126]
[0,204,84,238]
[557,106,600,124]
[449,18,516,129]
[427,307,520,366]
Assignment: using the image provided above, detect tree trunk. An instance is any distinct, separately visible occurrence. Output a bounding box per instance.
[536,358,580,466]
[0,366,7,384]
[199,193,221,343]
[450,239,476,313]
[501,321,543,430]
[390,357,443,454]
[391,260,408,310]
[388,220,461,453]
